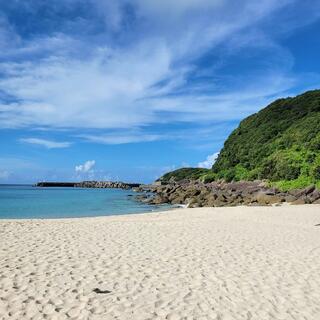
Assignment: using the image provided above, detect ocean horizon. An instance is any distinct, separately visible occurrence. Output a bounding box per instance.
[0,184,171,219]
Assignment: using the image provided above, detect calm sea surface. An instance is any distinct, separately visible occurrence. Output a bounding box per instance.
[0,185,171,219]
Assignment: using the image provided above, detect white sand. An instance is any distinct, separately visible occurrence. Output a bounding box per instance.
[1,205,320,320]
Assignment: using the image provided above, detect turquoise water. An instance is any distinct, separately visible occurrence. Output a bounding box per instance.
[0,185,170,219]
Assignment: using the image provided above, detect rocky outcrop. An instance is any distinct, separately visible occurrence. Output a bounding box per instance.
[133,182,320,207]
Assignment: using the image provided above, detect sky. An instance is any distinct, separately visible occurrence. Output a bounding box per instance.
[0,0,320,183]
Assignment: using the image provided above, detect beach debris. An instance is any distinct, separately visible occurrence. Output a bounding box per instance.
[93,288,112,294]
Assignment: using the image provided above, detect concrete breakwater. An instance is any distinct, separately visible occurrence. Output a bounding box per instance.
[35,181,141,189]
[75,181,141,189]
[35,182,76,187]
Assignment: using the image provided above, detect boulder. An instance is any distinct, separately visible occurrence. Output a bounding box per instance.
[308,190,320,203]
[149,195,169,204]
[187,198,201,208]
[254,192,282,205]
[291,197,309,205]
[171,195,186,205]
[304,185,316,195]
[284,195,297,203]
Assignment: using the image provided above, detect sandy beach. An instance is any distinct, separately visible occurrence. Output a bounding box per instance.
[1,205,320,320]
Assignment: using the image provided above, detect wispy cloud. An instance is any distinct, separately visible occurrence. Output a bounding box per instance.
[20,138,72,149]
[0,0,317,133]
[0,170,10,180]
[79,133,163,145]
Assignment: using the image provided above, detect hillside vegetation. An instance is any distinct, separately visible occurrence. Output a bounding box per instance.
[159,168,210,183]
[160,90,320,190]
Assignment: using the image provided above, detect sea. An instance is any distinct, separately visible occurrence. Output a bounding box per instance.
[0,184,171,219]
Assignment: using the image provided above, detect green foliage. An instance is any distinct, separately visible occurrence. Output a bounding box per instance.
[272,176,318,192]
[159,90,320,190]
[200,172,217,183]
[312,155,320,180]
[212,90,320,189]
[159,167,210,183]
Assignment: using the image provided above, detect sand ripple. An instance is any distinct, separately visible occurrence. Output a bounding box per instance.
[1,205,320,319]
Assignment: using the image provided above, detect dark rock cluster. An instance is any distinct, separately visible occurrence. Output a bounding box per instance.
[133,182,320,207]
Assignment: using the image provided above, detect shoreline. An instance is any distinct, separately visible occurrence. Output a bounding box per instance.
[1,205,320,319]
[0,201,308,222]
[0,204,180,221]
[0,202,314,222]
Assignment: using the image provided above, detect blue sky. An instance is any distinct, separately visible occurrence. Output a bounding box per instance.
[0,0,320,183]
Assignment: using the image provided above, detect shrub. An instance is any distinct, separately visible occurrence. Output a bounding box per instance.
[200,172,217,183]
[273,176,315,191]
[159,167,210,183]
[312,156,320,180]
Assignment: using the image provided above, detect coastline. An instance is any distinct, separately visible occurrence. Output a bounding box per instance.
[0,202,178,221]
[0,185,176,220]
[1,205,320,319]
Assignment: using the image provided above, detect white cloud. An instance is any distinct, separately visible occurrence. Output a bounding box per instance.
[0,170,10,180]
[75,160,96,173]
[0,0,307,133]
[20,138,72,149]
[198,152,219,169]
[79,133,162,145]
[0,41,171,129]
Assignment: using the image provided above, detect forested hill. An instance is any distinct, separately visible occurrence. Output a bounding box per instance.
[212,89,320,189]
[159,90,320,190]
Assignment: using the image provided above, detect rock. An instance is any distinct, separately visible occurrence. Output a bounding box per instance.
[255,192,282,205]
[214,199,227,207]
[264,188,277,196]
[304,185,316,195]
[93,288,111,294]
[150,195,169,204]
[135,194,149,202]
[284,195,297,203]
[171,195,186,204]
[289,189,304,197]
[204,195,218,207]
[291,198,308,205]
[290,185,315,198]
[308,190,320,203]
[187,198,201,208]
[185,188,201,197]
[258,181,268,188]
